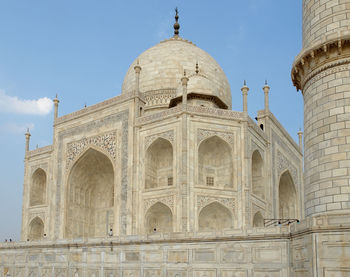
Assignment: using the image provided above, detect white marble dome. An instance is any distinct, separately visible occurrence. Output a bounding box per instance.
[122,37,232,109]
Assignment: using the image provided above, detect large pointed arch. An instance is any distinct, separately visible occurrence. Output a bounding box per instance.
[198,136,233,188]
[30,168,47,206]
[145,202,173,234]
[198,202,233,231]
[252,150,265,199]
[28,217,44,241]
[65,148,115,239]
[145,138,173,189]
[279,170,297,218]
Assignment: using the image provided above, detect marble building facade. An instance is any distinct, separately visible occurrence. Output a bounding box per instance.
[1,1,350,276]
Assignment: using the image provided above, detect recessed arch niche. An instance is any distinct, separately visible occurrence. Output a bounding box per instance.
[65,148,115,239]
[253,211,264,227]
[198,136,232,188]
[279,170,297,219]
[145,138,173,189]
[28,217,44,241]
[252,150,265,199]
[145,202,173,234]
[30,168,47,206]
[198,202,233,231]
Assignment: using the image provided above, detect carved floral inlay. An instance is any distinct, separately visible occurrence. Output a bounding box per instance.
[197,128,234,145]
[276,150,297,183]
[197,195,235,212]
[144,195,175,213]
[66,131,117,170]
[251,140,264,155]
[145,130,174,150]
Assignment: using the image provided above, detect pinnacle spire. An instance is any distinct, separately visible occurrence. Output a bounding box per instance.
[174,7,180,37]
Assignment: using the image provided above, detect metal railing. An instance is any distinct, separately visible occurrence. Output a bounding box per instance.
[264,219,300,227]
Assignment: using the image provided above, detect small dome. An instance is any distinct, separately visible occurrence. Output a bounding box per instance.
[122,37,231,110]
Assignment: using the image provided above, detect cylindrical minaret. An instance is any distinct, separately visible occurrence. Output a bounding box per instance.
[181,70,189,107]
[241,80,249,114]
[263,80,270,113]
[53,94,59,120]
[292,0,350,216]
[134,61,141,94]
[25,128,31,153]
[297,129,303,150]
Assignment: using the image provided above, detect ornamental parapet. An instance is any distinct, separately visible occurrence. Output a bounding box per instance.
[136,106,244,126]
[26,145,53,158]
[55,92,134,125]
[291,35,350,91]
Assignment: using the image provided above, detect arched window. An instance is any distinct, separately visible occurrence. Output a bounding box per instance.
[252,150,265,199]
[28,217,44,241]
[65,148,114,239]
[253,211,264,227]
[30,168,47,206]
[198,202,233,231]
[145,202,173,234]
[279,171,297,218]
[145,138,173,189]
[198,136,232,188]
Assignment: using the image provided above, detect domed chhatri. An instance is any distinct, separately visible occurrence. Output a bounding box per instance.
[122,11,231,112]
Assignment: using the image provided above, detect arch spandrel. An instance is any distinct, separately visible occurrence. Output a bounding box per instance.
[144,130,174,150]
[65,131,118,172]
[197,129,235,147]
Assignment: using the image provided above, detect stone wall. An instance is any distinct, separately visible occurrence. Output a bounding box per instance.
[2,213,350,276]
[0,228,292,277]
[302,0,350,49]
[303,62,350,216]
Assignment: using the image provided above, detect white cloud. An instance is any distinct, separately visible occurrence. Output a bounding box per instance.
[0,122,34,134]
[0,90,53,115]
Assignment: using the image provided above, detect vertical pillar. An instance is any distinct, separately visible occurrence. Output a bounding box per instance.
[132,61,142,234]
[241,80,249,114]
[181,70,189,232]
[134,62,141,94]
[263,81,270,113]
[53,94,59,120]
[25,128,31,153]
[181,70,189,108]
[297,129,303,150]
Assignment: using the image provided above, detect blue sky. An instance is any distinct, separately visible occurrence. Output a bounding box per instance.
[0,0,303,240]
